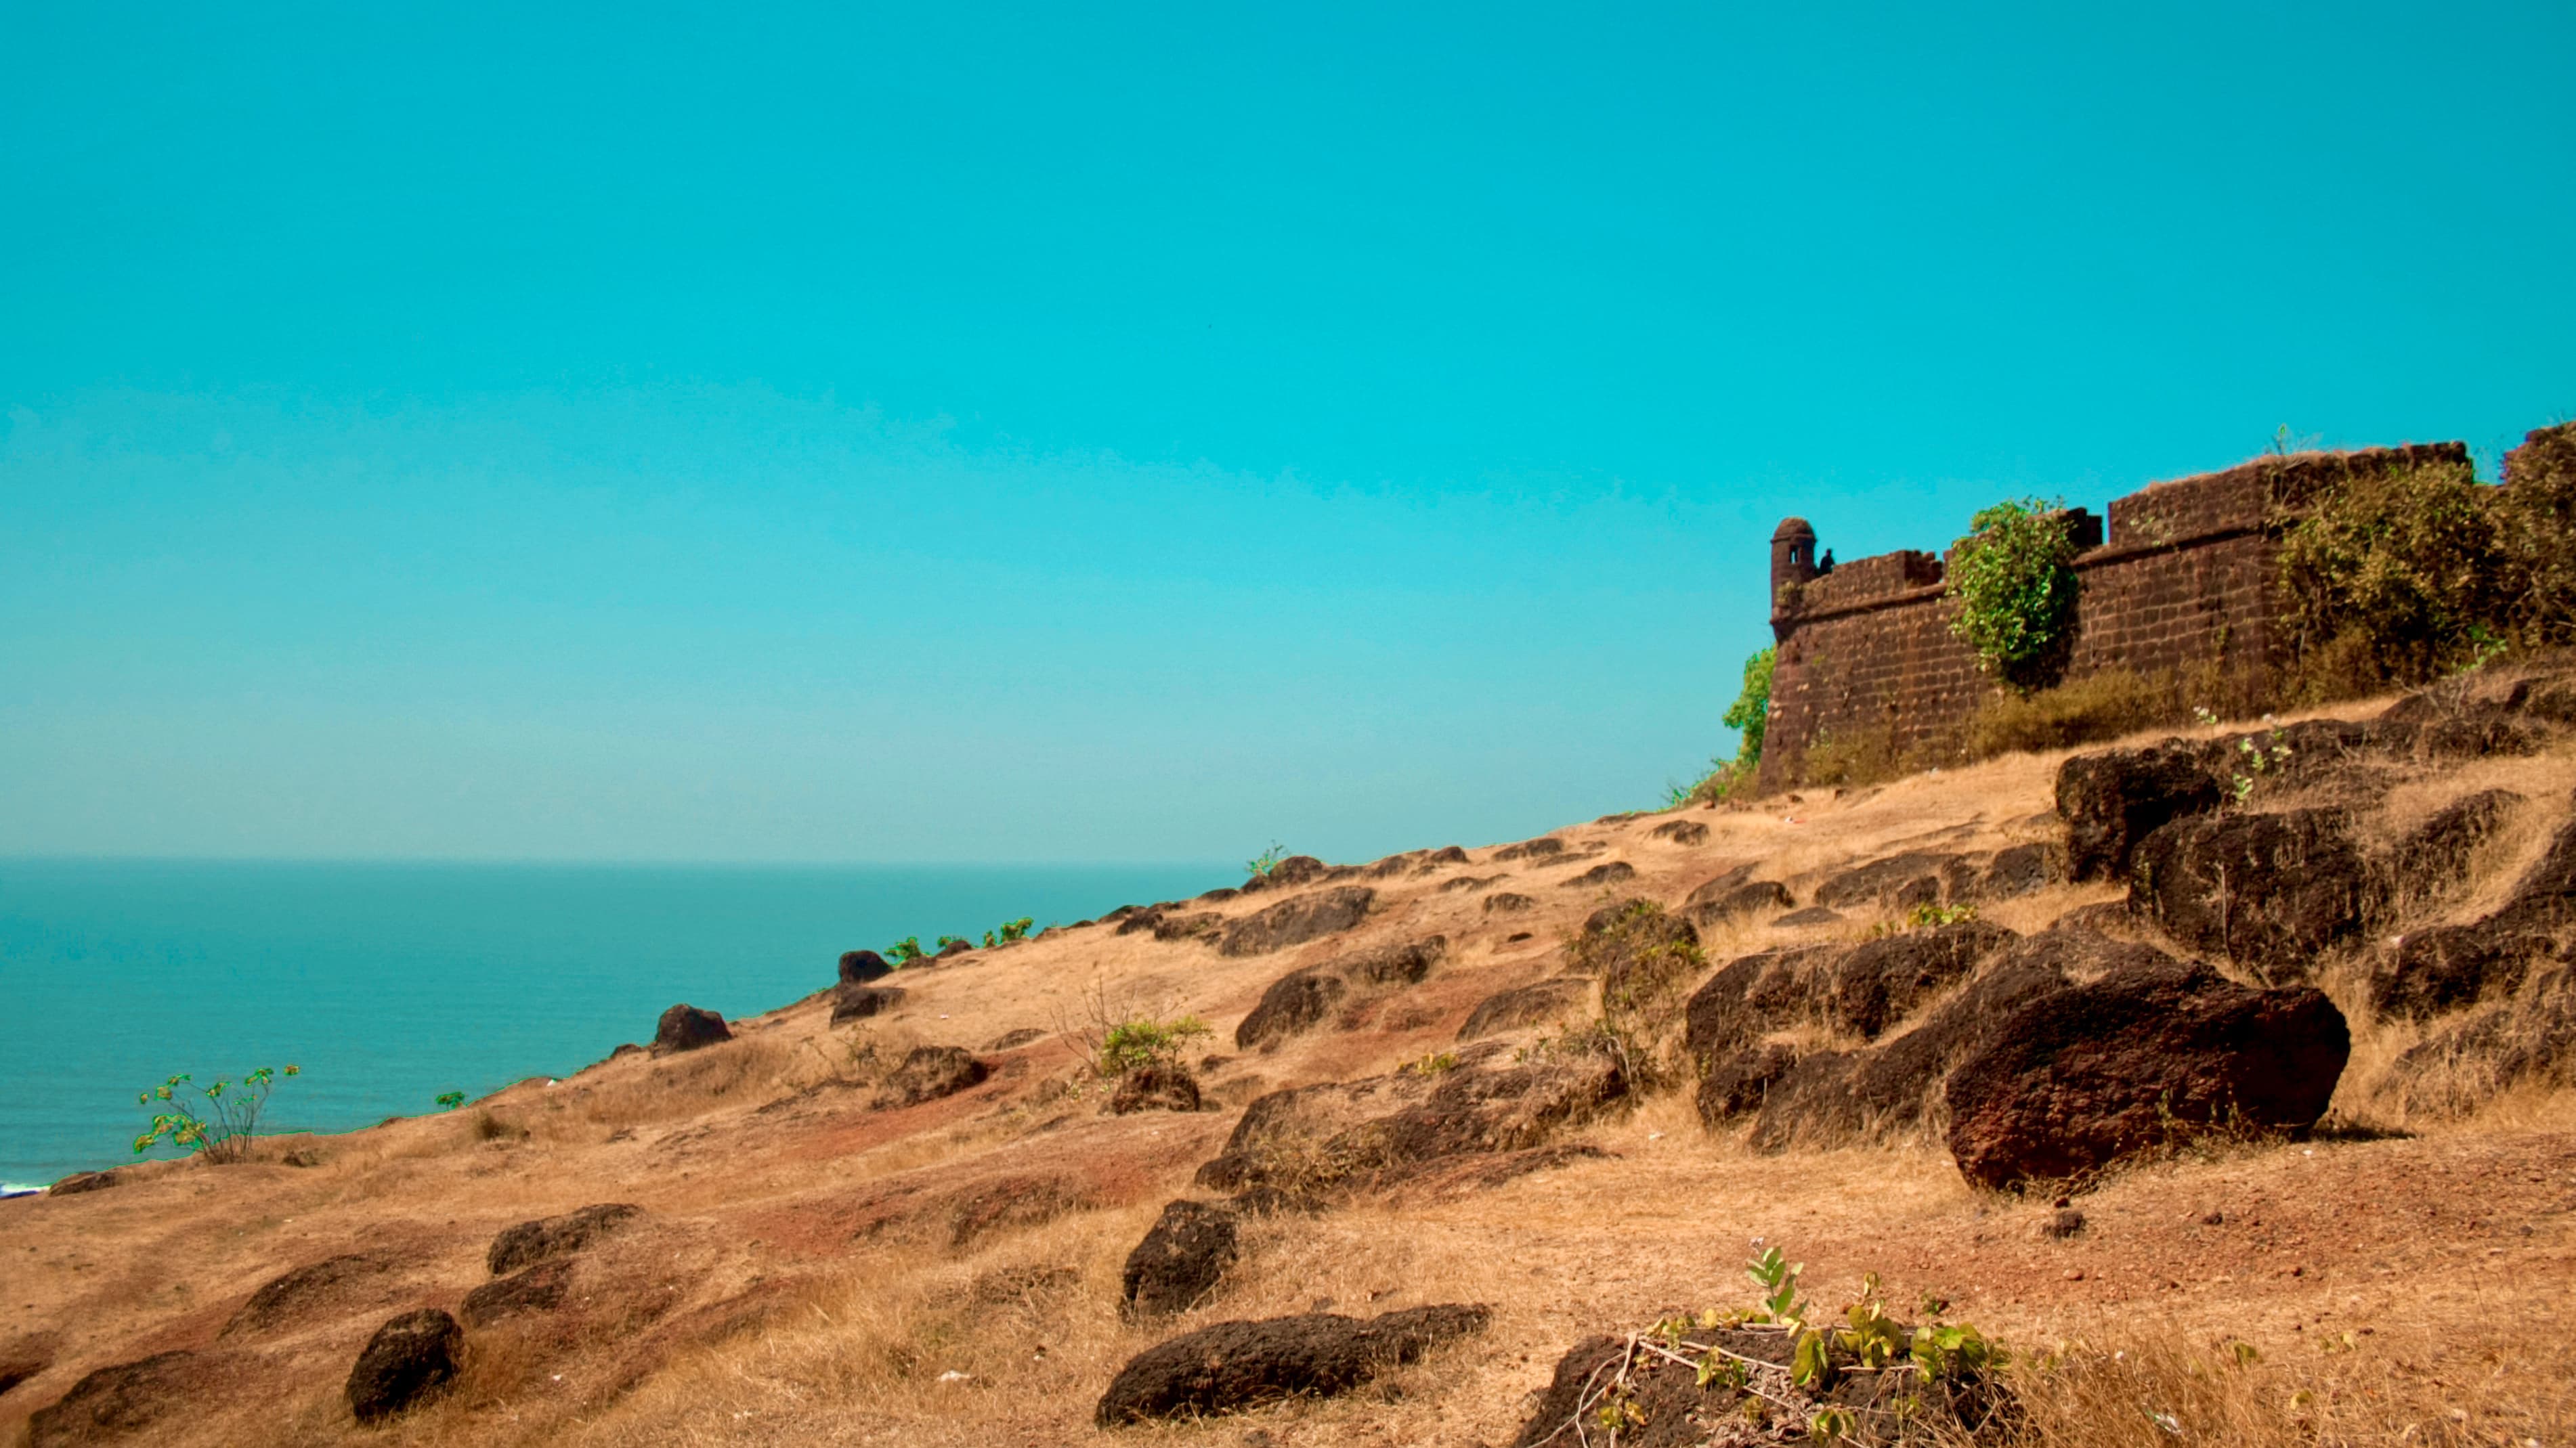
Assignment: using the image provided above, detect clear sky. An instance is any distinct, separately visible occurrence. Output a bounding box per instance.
[4,2,2571,864]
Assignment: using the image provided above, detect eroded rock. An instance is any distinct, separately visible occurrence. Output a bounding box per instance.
[831,983,906,1023]
[1946,959,2348,1191]
[1121,1200,1238,1316]
[460,1258,573,1328]
[223,1254,391,1338]
[1217,887,1376,957]
[1455,978,1591,1042]
[345,1309,460,1425]
[1096,1304,1490,1424]
[2127,808,2368,982]
[653,1004,731,1053]
[874,1047,989,1109]
[1109,1061,1203,1114]
[2059,741,2224,881]
[488,1202,645,1275]
[1236,938,1447,1049]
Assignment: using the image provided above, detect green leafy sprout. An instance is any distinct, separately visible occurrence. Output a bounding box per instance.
[1245,842,1289,878]
[135,1064,301,1164]
[434,1090,467,1111]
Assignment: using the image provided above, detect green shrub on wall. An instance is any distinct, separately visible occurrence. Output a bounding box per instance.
[2276,458,2506,697]
[1947,498,2081,693]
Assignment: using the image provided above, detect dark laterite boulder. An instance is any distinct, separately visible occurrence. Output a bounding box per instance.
[1455,978,1591,1041]
[2379,967,2576,1116]
[2369,926,2554,1023]
[1977,841,2067,899]
[1510,1322,2004,1448]
[1217,886,1377,957]
[1771,905,1845,927]
[1681,945,1841,1060]
[1491,837,1568,862]
[1745,930,2147,1151]
[45,1170,119,1197]
[1694,1043,1801,1125]
[488,1202,645,1275]
[460,1258,574,1328]
[1241,855,1331,894]
[1946,958,2348,1191]
[874,1046,989,1109]
[1121,1200,1239,1316]
[344,1309,462,1425]
[2127,807,2369,983]
[1826,921,2020,1039]
[1561,860,1637,889]
[1649,819,1710,845]
[1482,892,1536,915]
[26,1352,220,1447]
[2390,790,2524,909]
[1813,852,1958,912]
[1683,879,1794,929]
[1195,1043,1624,1198]
[1096,1305,1490,1424]
[838,949,893,985]
[222,1254,389,1338]
[653,1003,731,1053]
[1109,1061,1203,1114]
[984,1026,1047,1051]
[2058,741,2225,881]
[1236,938,1448,1049]
[831,982,907,1023]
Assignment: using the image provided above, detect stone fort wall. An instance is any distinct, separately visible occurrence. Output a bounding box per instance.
[1753,441,2472,793]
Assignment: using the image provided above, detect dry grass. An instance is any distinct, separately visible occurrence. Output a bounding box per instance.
[14,690,2576,1448]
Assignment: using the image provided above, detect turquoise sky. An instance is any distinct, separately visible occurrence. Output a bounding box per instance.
[5,3,2571,864]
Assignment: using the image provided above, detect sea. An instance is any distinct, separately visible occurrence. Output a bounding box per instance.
[0,858,1230,1191]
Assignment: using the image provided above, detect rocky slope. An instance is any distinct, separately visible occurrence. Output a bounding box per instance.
[7,667,2576,1446]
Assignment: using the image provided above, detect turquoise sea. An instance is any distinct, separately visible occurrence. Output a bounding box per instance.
[0,858,1228,1190]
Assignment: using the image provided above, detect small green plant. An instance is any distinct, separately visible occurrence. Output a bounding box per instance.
[1907,901,1978,929]
[1400,1050,1460,1076]
[1096,1015,1210,1077]
[884,936,926,965]
[2227,725,2294,803]
[134,1065,301,1164]
[434,1090,466,1111]
[981,916,1035,949]
[935,934,968,950]
[1669,646,1777,806]
[1245,843,1289,878]
[1948,496,2082,693]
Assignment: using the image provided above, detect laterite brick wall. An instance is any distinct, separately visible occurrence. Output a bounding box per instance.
[1753,442,2471,793]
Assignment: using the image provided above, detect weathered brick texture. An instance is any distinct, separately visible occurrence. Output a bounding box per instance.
[1754,442,2470,793]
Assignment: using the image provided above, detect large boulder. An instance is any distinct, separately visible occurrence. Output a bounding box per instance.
[1217,887,1377,957]
[653,1004,731,1053]
[873,1046,989,1109]
[1945,958,2349,1191]
[2126,808,2370,982]
[1826,920,2019,1039]
[1812,852,1960,912]
[2058,741,2223,881]
[27,1351,219,1447]
[1455,978,1591,1042]
[838,949,893,985]
[1509,1318,2004,1448]
[344,1309,462,1425]
[1109,1061,1203,1114]
[1096,1305,1490,1424]
[1693,1043,1800,1124]
[1235,938,1447,1049]
[2368,925,2554,1023]
[1239,855,1332,894]
[46,1170,118,1198]
[222,1254,391,1338]
[488,1202,645,1275]
[1120,1200,1239,1316]
[460,1258,574,1328]
[1681,944,1840,1060]
[2388,789,2524,912]
[1744,929,2147,1150]
[1195,1043,1624,1198]
[830,982,907,1023]
[2377,966,2576,1117]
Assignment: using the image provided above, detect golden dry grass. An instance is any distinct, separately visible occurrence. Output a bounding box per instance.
[8,688,2576,1447]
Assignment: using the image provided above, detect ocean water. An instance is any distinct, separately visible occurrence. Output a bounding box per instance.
[0,858,1228,1189]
